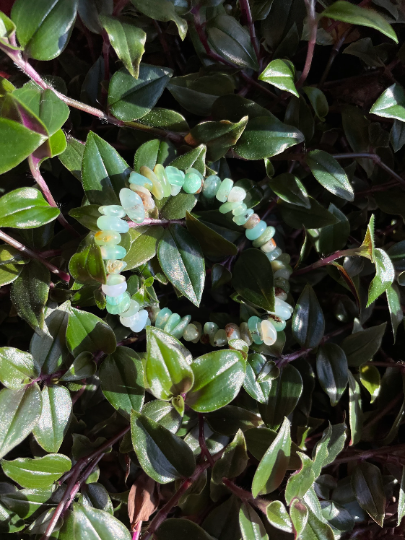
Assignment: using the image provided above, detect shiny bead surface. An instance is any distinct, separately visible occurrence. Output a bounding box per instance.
[219,201,241,214]
[97,216,129,233]
[191,321,202,343]
[216,178,234,202]
[129,171,153,190]
[202,175,221,199]
[274,298,293,321]
[130,185,155,212]
[227,186,246,203]
[270,317,286,332]
[276,253,291,265]
[140,166,164,200]
[265,247,282,261]
[213,329,227,347]
[244,213,261,229]
[171,315,192,339]
[274,268,293,280]
[276,290,288,301]
[204,322,219,346]
[119,188,145,223]
[94,230,121,246]
[275,277,290,293]
[225,323,241,341]
[155,308,172,329]
[164,313,181,333]
[240,322,252,346]
[183,171,202,194]
[130,309,149,332]
[253,226,275,248]
[120,303,142,327]
[106,293,131,314]
[232,203,247,216]
[183,323,199,341]
[261,320,277,346]
[99,205,126,218]
[100,245,127,260]
[106,274,126,286]
[106,259,127,274]
[246,220,267,240]
[248,316,263,345]
[261,238,277,253]
[170,185,182,196]
[165,166,185,187]
[154,164,172,197]
[102,280,127,297]
[271,260,285,272]
[106,291,129,306]
[233,209,253,226]
[120,299,140,318]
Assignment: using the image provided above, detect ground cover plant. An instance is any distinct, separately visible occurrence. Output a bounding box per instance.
[0,0,405,538]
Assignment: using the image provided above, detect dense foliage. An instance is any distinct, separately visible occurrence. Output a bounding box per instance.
[1,0,405,538]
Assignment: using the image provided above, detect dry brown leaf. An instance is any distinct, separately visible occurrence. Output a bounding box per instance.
[128,473,158,531]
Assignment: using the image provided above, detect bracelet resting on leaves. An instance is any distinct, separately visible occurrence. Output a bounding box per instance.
[95,165,293,346]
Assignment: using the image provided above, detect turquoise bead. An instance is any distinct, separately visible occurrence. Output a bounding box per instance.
[219,201,241,214]
[252,226,275,248]
[155,308,172,329]
[106,294,131,314]
[129,171,153,190]
[171,315,192,339]
[100,245,127,260]
[99,205,126,218]
[265,247,282,261]
[202,175,221,199]
[94,230,121,246]
[165,166,185,187]
[97,216,129,233]
[232,203,247,216]
[271,317,286,332]
[154,164,172,197]
[248,316,263,345]
[119,188,145,223]
[183,171,202,194]
[164,313,181,333]
[216,178,234,202]
[233,209,253,225]
[106,291,130,307]
[246,220,267,241]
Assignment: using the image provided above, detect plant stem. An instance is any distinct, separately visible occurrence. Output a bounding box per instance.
[297,0,317,88]
[293,248,359,276]
[199,414,214,467]
[153,20,175,70]
[128,219,185,227]
[221,478,269,513]
[333,153,405,188]
[363,393,403,430]
[333,443,405,465]
[28,155,80,237]
[0,229,70,282]
[319,26,352,87]
[239,0,260,62]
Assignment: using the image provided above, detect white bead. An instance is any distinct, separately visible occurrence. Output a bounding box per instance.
[274,268,293,280]
[227,186,246,203]
[274,298,293,320]
[261,320,277,345]
[276,291,288,301]
[261,239,277,253]
[130,310,149,332]
[171,185,182,196]
[102,281,127,297]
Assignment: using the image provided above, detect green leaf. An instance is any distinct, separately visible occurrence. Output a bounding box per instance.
[243,353,275,404]
[100,15,146,78]
[212,429,249,484]
[59,351,96,381]
[69,235,106,285]
[321,1,398,43]
[359,364,380,403]
[170,144,206,175]
[186,350,246,413]
[320,501,354,533]
[130,411,196,484]
[60,503,131,539]
[145,327,194,401]
[206,405,261,436]
[390,119,405,152]
[367,248,395,306]
[11,260,50,330]
[279,197,339,229]
[2,454,71,489]
[69,205,101,231]
[142,399,182,433]
[258,364,303,430]
[370,84,405,121]
[285,452,315,504]
[77,0,113,33]
[316,343,348,407]
[0,187,59,228]
[33,385,72,453]
[300,506,335,540]
[268,173,310,209]
[186,212,237,259]
[251,417,291,497]
[306,150,354,201]
[59,137,85,181]
[352,461,385,526]
[386,284,403,342]
[259,59,298,97]
[398,466,405,526]
[235,115,304,160]
[323,423,347,468]
[359,214,375,262]
[134,139,177,173]
[129,0,187,40]
[342,105,373,176]
[66,305,116,356]
[341,323,386,367]
[317,203,350,255]
[108,65,172,121]
[11,0,79,60]
[0,262,23,286]
[139,108,189,133]
[290,499,308,537]
[99,346,144,418]
[157,224,204,307]
[348,371,362,446]
[232,249,275,311]
[123,226,164,271]
[266,500,293,533]
[312,424,332,478]
[203,496,241,540]
[156,519,214,540]
[82,131,130,205]
[303,87,329,120]
[0,384,42,459]
[0,347,40,390]
[292,284,325,349]
[239,503,268,540]
[160,194,196,220]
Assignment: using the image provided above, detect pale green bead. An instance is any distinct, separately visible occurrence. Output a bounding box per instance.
[204,322,219,346]
[155,308,172,329]
[277,253,291,265]
[119,188,145,223]
[164,313,181,333]
[227,186,246,203]
[106,274,125,286]
[171,315,191,339]
[275,277,290,293]
[248,316,263,345]
[183,171,202,194]
[270,317,286,332]
[274,267,293,280]
[106,293,131,314]
[140,166,164,200]
[225,323,241,341]
[106,291,130,307]
[154,164,172,197]
[99,205,126,218]
[94,230,121,246]
[129,171,153,190]
[120,299,140,318]
[183,323,199,341]
[171,185,182,196]
[97,216,129,233]
[246,220,267,241]
[233,209,253,225]
[232,203,247,216]
[216,178,234,202]
[271,260,285,272]
[253,226,276,248]
[202,175,221,199]
[219,201,241,214]
[265,247,282,262]
[100,245,127,260]
[213,329,227,347]
[191,321,202,343]
[165,166,185,187]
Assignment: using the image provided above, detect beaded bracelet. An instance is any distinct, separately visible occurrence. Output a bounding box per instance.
[94,164,294,347]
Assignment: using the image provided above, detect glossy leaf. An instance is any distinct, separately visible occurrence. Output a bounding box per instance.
[203,496,241,540]
[268,173,310,209]
[129,0,187,40]
[316,343,348,407]
[370,83,405,121]
[142,400,182,434]
[186,212,237,259]
[59,351,96,381]
[243,354,275,404]
[251,417,291,497]
[69,235,106,285]
[303,87,329,120]
[352,461,385,526]
[292,284,325,349]
[108,65,172,121]
[0,187,59,229]
[156,519,214,540]
[60,503,131,539]
[2,454,71,489]
[312,424,332,478]
[300,506,335,540]
[259,59,298,97]
[100,346,144,419]
[398,466,405,526]
[232,249,275,311]
[266,500,293,533]
[239,503,268,540]
[285,452,315,504]
[0,347,40,390]
[59,137,85,181]
[0,384,42,459]
[317,203,350,255]
[290,499,308,538]
[66,305,116,356]
[157,224,204,307]
[170,144,206,175]
[130,411,196,484]
[212,430,248,484]
[280,197,339,229]
[359,364,380,403]
[33,385,72,453]
[341,323,386,366]
[348,371,362,446]
[367,248,395,306]
[306,150,354,201]
[123,226,164,270]
[186,350,246,413]
[386,284,403,341]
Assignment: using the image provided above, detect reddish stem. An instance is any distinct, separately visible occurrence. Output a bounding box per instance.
[297,0,317,88]
[293,248,359,276]
[222,478,269,513]
[239,0,260,62]
[333,153,405,188]
[199,414,214,467]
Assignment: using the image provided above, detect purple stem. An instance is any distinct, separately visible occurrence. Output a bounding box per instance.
[293,248,358,276]
[239,0,261,62]
[297,0,317,88]
[199,414,214,467]
[333,153,405,188]
[132,521,142,540]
